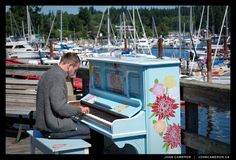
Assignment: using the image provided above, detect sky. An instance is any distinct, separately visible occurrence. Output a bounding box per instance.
[6,5,176,15]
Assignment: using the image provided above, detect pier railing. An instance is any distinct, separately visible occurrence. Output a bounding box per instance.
[6,64,230,154]
[180,79,230,154]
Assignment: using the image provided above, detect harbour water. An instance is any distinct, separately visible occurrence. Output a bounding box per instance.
[180,105,230,153]
[94,48,190,59]
[198,106,230,144]
[151,48,190,59]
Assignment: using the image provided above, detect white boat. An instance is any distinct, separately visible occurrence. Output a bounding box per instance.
[71,45,84,53]
[129,50,157,59]
[136,38,150,49]
[6,41,40,59]
[186,48,207,57]
[41,58,60,65]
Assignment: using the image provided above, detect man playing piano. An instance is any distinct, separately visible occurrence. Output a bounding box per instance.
[34,53,103,153]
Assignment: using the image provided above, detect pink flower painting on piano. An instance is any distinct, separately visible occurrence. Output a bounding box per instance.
[108,72,123,93]
[152,83,166,97]
[95,72,101,88]
[153,119,166,134]
[151,95,178,120]
[148,76,180,152]
[163,123,181,149]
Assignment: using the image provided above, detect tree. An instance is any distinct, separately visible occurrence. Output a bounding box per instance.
[8,6,27,37]
[78,7,92,32]
[5,5,230,40]
[29,6,42,34]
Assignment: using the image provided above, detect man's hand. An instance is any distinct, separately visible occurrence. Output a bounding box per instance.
[80,106,90,114]
[68,100,90,114]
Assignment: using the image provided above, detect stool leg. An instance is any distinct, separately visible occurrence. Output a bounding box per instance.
[29,111,34,129]
[30,137,36,154]
[84,148,89,154]
[89,129,104,154]
[15,115,23,142]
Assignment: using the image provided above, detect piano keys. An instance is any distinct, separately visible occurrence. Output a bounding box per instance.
[69,100,126,128]
[68,56,181,154]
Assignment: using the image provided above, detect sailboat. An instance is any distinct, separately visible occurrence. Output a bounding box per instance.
[91,6,157,59]
[91,6,118,57]
[122,7,156,59]
[6,6,42,64]
[182,6,230,84]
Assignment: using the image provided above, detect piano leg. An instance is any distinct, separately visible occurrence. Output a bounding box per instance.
[114,135,146,154]
[86,129,104,155]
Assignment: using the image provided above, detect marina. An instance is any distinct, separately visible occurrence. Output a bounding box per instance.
[5,64,230,154]
[5,5,230,155]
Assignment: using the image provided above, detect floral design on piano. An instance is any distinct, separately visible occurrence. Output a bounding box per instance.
[148,76,181,152]
[95,71,101,88]
[163,123,181,149]
[153,119,166,134]
[151,95,178,120]
[108,72,123,94]
[163,75,177,89]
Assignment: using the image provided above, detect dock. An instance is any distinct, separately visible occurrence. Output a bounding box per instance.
[5,64,230,154]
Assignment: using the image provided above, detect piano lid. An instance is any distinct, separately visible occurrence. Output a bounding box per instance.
[81,93,142,118]
[87,56,180,66]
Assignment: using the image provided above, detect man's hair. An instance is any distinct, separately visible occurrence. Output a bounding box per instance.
[59,52,80,65]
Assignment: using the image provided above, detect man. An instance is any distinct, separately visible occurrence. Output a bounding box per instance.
[35,52,90,139]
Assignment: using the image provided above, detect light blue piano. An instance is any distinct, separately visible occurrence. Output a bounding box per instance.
[71,57,181,154]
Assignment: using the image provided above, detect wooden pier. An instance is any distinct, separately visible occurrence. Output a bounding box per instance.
[5,64,230,154]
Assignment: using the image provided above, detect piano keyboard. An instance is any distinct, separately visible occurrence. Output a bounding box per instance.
[68,100,126,128]
[84,113,112,128]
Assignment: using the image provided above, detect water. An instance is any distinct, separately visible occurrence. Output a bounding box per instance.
[151,48,190,59]
[181,106,230,153]
[92,47,190,60]
[198,106,230,144]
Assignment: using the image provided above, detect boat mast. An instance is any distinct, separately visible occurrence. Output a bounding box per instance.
[211,7,215,36]
[206,6,209,39]
[107,6,111,51]
[133,7,136,52]
[212,6,228,68]
[190,6,205,75]
[178,6,182,59]
[152,16,158,39]
[44,12,57,50]
[10,11,14,36]
[183,23,185,39]
[226,9,229,37]
[95,8,106,47]
[190,6,193,34]
[22,21,26,41]
[60,7,63,45]
[136,6,152,55]
[119,15,123,45]
[123,12,127,50]
[27,6,32,42]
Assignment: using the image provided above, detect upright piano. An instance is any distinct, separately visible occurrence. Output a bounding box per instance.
[69,56,181,154]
